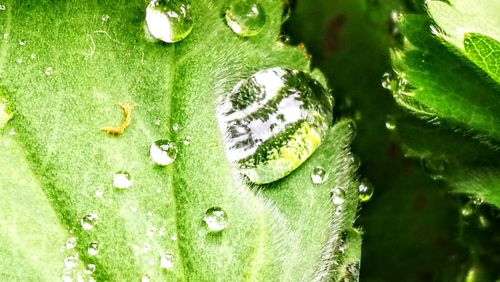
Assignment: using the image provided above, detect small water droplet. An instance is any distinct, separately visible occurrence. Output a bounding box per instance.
[381,72,392,90]
[225,2,266,37]
[311,165,328,185]
[101,14,110,22]
[113,171,132,189]
[8,128,16,135]
[331,187,346,205]
[150,139,178,166]
[145,0,194,43]
[472,197,483,206]
[358,179,374,202]
[183,136,191,145]
[44,66,53,76]
[461,203,474,217]
[384,115,396,131]
[18,40,26,46]
[154,119,161,126]
[87,241,99,256]
[160,252,175,270]
[172,123,179,131]
[81,213,98,230]
[0,97,13,128]
[0,4,5,11]
[421,158,447,180]
[66,237,77,249]
[142,275,151,282]
[29,53,37,60]
[84,264,96,275]
[64,253,79,268]
[61,268,73,282]
[95,187,104,197]
[2,33,8,39]
[203,207,228,232]
[15,58,23,64]
[170,235,177,241]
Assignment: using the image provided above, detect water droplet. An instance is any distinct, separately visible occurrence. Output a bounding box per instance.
[44,66,53,76]
[145,0,194,43]
[331,187,346,205]
[95,187,104,197]
[381,72,392,90]
[160,252,175,270]
[8,128,15,136]
[29,53,37,60]
[87,241,99,256]
[183,135,191,145]
[472,197,483,206]
[84,264,96,275]
[461,203,474,217]
[170,235,177,241]
[384,115,396,131]
[225,2,266,37]
[61,268,73,282]
[218,68,333,184]
[15,58,23,64]
[154,119,161,126]
[81,213,98,230]
[172,123,179,131]
[142,275,151,282]
[421,158,447,180]
[18,40,26,46]
[66,237,77,249]
[150,139,177,166]
[358,179,374,202]
[2,33,8,39]
[311,165,328,185]
[113,171,132,189]
[203,207,228,232]
[101,14,110,22]
[64,253,79,268]
[0,4,5,11]
[0,97,13,128]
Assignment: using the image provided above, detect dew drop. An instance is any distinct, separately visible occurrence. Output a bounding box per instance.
[2,33,8,39]
[64,253,79,269]
[461,203,474,217]
[0,4,5,11]
[101,14,110,22]
[225,2,266,37]
[15,58,23,64]
[218,68,333,184]
[29,53,37,60]
[203,207,228,233]
[81,213,98,230]
[65,237,77,249]
[87,241,99,256]
[472,197,483,206]
[61,268,72,282]
[160,252,175,270]
[150,139,177,166]
[142,275,151,282]
[172,123,179,131]
[381,72,392,90]
[113,171,132,189]
[145,0,194,43]
[44,66,53,76]
[18,40,26,46]
[0,97,13,128]
[183,135,191,145]
[170,235,177,241]
[358,179,374,202]
[331,187,346,205]
[154,119,161,126]
[95,187,104,198]
[384,115,396,131]
[311,165,328,185]
[84,264,96,275]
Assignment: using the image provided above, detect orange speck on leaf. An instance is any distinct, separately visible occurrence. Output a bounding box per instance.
[102,103,134,135]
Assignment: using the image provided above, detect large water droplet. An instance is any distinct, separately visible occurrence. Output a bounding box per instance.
[150,139,178,166]
[225,2,266,37]
[113,171,133,189]
[87,241,99,256]
[160,252,175,270]
[65,237,77,249]
[203,207,228,232]
[0,97,13,128]
[311,165,328,185]
[64,254,79,269]
[357,179,374,202]
[218,68,333,184]
[81,213,98,230]
[145,0,193,43]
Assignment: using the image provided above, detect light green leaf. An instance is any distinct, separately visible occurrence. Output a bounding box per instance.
[464,33,500,84]
[0,0,359,280]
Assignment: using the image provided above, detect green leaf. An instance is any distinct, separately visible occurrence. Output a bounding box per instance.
[463,33,500,84]
[450,169,500,208]
[0,0,359,280]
